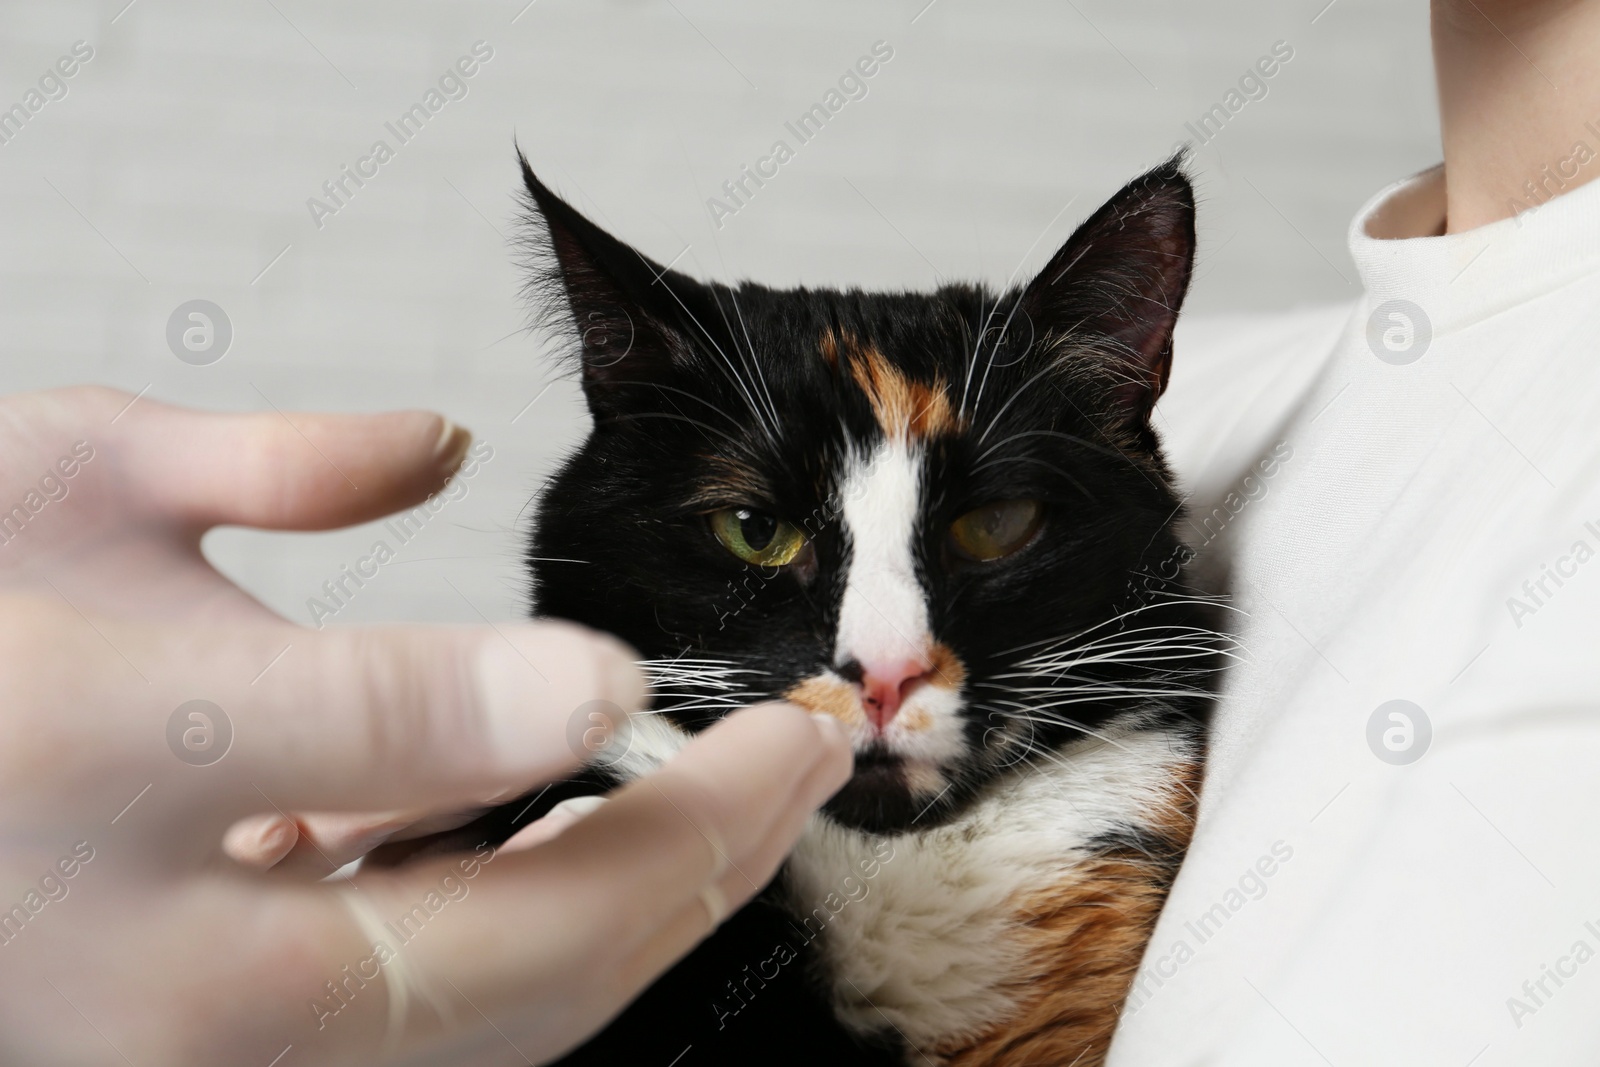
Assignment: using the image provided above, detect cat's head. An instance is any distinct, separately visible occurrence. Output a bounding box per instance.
[520,154,1211,834]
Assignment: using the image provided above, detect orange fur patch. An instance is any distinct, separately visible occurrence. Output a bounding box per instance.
[931,760,1202,1067]
[927,642,966,691]
[821,329,961,441]
[819,330,840,370]
[787,675,868,729]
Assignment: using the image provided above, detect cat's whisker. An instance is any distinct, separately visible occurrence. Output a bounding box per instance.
[1021,670,1225,692]
[606,411,745,447]
[603,379,752,438]
[643,686,769,699]
[1020,660,1237,684]
[980,706,1138,755]
[972,428,1128,467]
[643,673,753,683]
[996,666,1222,688]
[1011,659,1237,695]
[637,258,782,447]
[636,668,768,684]
[974,351,1086,448]
[1015,640,1244,673]
[720,286,784,438]
[998,639,1235,681]
[708,289,778,434]
[1014,739,1105,780]
[1001,635,1236,676]
[958,190,1084,416]
[640,664,761,675]
[636,654,775,711]
[1011,648,1228,671]
[992,677,1217,699]
[969,293,1033,428]
[638,664,747,675]
[991,688,1218,708]
[645,682,754,692]
[645,679,762,693]
[645,703,758,715]
[1003,657,1219,677]
[971,454,1096,500]
[1020,634,1239,658]
[957,293,993,416]
[990,601,1239,660]
[1027,632,1244,660]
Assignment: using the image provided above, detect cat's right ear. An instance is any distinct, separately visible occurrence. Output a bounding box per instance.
[518,153,711,420]
[1015,156,1195,429]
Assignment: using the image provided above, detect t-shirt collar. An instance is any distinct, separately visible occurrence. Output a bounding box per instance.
[1347,162,1600,335]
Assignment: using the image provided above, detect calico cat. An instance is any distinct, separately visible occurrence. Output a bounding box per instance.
[483,154,1225,1066]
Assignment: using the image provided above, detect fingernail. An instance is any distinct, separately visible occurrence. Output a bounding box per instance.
[433,418,472,474]
[255,814,297,851]
[223,813,297,868]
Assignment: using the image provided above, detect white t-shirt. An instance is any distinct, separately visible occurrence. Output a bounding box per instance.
[1112,165,1600,1067]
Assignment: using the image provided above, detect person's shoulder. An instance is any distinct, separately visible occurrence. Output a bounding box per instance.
[1157,302,1353,503]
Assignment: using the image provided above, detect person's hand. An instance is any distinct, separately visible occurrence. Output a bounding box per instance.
[0,386,853,1066]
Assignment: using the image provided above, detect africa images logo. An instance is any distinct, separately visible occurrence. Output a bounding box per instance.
[1366,299,1431,365]
[1366,700,1430,766]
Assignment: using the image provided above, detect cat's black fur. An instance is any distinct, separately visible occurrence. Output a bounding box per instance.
[414,154,1214,1065]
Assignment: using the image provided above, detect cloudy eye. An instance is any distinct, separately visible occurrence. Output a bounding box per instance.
[710,507,806,567]
[948,500,1042,562]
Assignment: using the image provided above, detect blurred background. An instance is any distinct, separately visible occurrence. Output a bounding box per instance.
[0,0,1438,625]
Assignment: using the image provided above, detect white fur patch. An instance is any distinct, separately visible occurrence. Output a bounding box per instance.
[836,439,928,673]
[609,710,690,780]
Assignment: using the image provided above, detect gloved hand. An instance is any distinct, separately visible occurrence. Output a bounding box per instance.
[0,386,851,1066]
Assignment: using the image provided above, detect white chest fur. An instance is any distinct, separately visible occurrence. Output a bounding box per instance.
[615,714,1194,1057]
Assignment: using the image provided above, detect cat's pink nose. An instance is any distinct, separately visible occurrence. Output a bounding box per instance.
[850,658,935,731]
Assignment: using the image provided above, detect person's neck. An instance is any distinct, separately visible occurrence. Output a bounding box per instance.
[1432,0,1600,233]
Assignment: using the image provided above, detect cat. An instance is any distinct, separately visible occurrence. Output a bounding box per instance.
[470,153,1225,1066]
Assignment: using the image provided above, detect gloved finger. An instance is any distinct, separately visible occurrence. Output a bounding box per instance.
[102,391,474,531]
[6,598,645,820]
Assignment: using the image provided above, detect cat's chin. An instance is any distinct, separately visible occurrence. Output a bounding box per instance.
[819,752,959,834]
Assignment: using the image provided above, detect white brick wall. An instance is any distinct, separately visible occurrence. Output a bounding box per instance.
[0,0,1439,624]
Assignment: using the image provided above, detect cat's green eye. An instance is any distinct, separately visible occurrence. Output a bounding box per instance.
[949,499,1042,562]
[710,507,807,567]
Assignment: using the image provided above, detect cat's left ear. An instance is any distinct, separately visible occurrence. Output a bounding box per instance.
[1017,157,1195,425]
